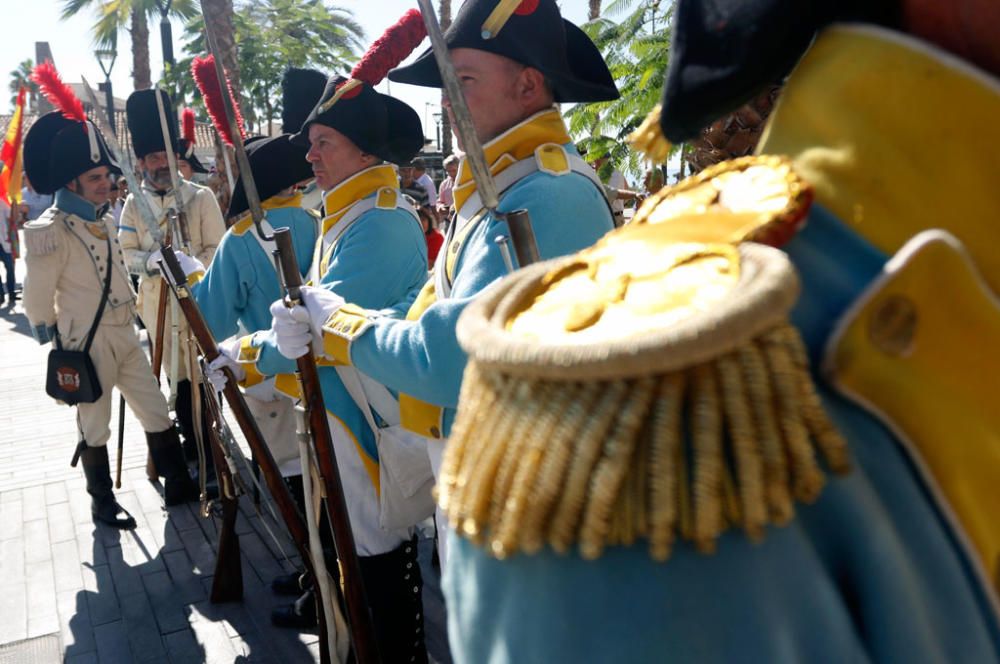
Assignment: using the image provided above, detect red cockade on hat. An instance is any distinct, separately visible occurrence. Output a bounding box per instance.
[341,8,427,98]
[192,55,247,145]
[31,61,87,128]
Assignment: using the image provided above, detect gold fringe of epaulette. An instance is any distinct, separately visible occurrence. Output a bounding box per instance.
[437,322,850,561]
[628,104,672,164]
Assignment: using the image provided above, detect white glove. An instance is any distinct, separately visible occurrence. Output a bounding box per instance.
[147,248,205,286]
[270,285,345,360]
[206,337,246,392]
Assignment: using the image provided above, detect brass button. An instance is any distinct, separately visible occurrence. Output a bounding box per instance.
[868,294,917,357]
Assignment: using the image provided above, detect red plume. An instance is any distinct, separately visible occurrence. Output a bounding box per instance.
[30,61,86,124]
[191,55,246,144]
[181,108,196,144]
[351,9,426,87]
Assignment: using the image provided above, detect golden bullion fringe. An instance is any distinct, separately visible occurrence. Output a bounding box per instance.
[437,322,851,561]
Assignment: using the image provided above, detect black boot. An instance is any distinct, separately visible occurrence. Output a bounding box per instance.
[146,427,200,506]
[271,588,318,629]
[80,445,137,529]
[174,379,199,462]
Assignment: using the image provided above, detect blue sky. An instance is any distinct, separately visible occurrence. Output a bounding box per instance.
[0,0,593,141]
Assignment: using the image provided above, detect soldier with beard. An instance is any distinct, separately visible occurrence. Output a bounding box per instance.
[119,89,226,463]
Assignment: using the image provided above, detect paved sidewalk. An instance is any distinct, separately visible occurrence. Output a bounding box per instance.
[0,254,450,663]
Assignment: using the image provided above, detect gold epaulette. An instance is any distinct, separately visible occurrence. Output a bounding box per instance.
[442,223,850,562]
[628,155,813,248]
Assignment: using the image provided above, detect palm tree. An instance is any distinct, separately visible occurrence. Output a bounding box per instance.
[568,0,674,179]
[60,0,199,92]
[199,0,240,97]
[8,60,39,113]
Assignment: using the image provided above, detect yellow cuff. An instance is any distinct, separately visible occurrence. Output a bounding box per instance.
[321,304,374,365]
[236,335,266,388]
[186,270,205,287]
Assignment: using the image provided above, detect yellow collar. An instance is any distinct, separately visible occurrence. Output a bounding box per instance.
[758,24,1000,293]
[453,107,572,211]
[262,191,303,211]
[321,164,399,233]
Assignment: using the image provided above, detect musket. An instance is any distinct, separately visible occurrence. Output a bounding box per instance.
[153,88,192,250]
[273,228,381,664]
[197,358,244,604]
[159,246,320,611]
[415,0,541,267]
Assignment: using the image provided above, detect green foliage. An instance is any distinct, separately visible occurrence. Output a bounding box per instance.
[176,0,364,133]
[61,0,200,48]
[8,60,38,113]
[567,0,677,179]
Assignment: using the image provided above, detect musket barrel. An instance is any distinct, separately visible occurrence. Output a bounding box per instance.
[505,209,541,267]
[272,228,381,664]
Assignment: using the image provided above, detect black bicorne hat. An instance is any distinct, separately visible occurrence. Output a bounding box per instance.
[290,76,423,165]
[126,89,180,158]
[24,112,121,195]
[658,0,900,142]
[282,68,328,134]
[177,139,209,173]
[227,134,313,219]
[389,0,619,103]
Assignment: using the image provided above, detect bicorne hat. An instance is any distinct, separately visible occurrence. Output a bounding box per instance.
[178,108,208,174]
[126,89,180,159]
[281,68,328,135]
[657,0,899,142]
[291,10,426,165]
[389,0,619,104]
[227,134,313,219]
[23,63,120,195]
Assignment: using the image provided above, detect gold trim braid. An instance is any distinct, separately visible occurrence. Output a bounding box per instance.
[444,243,850,561]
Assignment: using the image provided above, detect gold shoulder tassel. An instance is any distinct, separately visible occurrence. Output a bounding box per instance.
[628,104,673,164]
[443,235,850,562]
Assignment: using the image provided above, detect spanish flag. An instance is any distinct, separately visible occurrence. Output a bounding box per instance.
[0,86,26,258]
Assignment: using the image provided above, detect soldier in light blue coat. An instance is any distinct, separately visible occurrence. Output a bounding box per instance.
[209,23,433,658]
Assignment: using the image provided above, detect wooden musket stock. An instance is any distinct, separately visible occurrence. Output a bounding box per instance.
[272,229,381,664]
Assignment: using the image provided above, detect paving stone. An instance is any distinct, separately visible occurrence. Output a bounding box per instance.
[106,546,145,600]
[120,591,168,662]
[44,480,69,505]
[0,499,23,540]
[23,518,51,564]
[163,627,204,663]
[52,539,84,593]
[93,620,132,663]
[162,549,207,606]
[187,604,239,663]
[20,485,45,520]
[58,589,97,657]
[0,537,25,588]
[64,651,99,664]
[47,501,76,544]
[0,580,27,643]
[82,564,120,626]
[142,570,190,635]
[25,558,59,638]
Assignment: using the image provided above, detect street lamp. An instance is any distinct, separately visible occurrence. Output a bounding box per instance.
[95,47,118,136]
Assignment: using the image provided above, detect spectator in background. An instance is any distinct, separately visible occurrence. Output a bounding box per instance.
[20,175,53,222]
[644,167,666,196]
[436,154,459,225]
[400,162,430,209]
[109,180,124,227]
[592,152,642,227]
[412,158,437,211]
[413,199,444,269]
[0,198,17,305]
